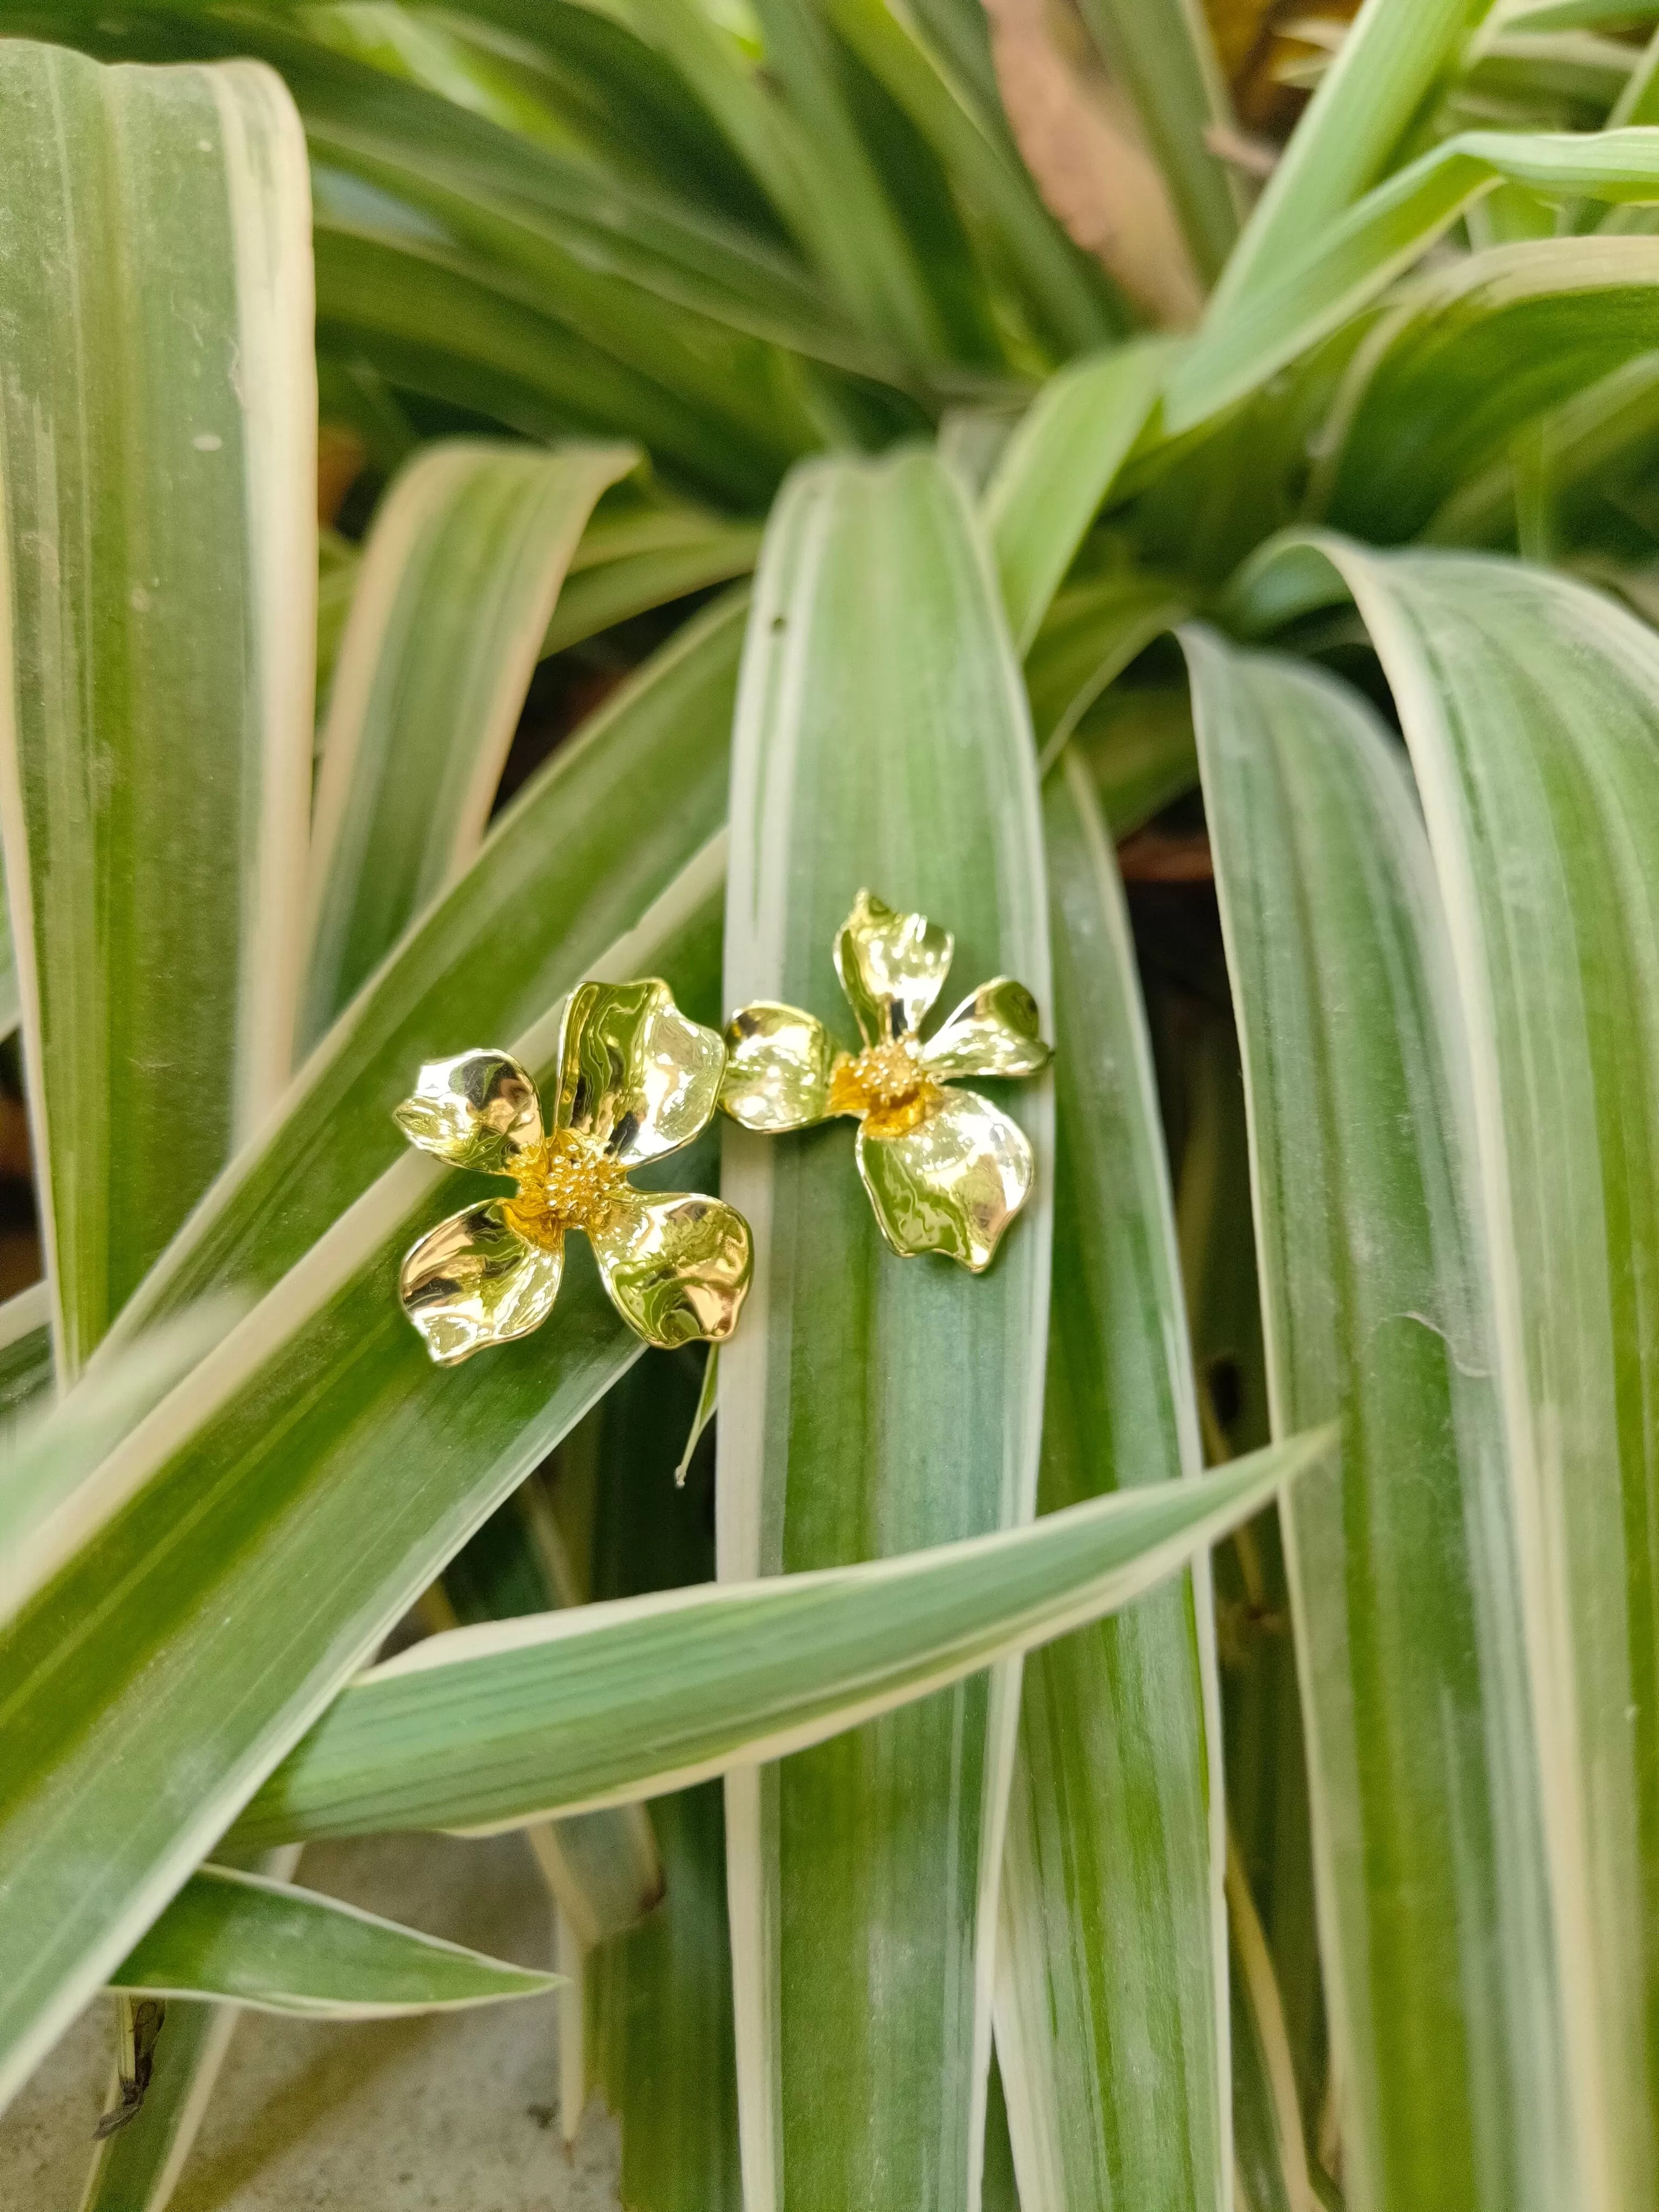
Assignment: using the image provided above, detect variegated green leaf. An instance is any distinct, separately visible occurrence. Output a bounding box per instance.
[0,39,315,1379]
[1186,623,1567,2212]
[716,447,1051,2211]
[229,1439,1320,1846]
[302,436,636,1039]
[994,750,1227,2212]
[108,1864,557,2016]
[1236,534,1659,2210]
[1316,236,1659,541]
[1174,127,1659,431]
[0,1280,51,1433]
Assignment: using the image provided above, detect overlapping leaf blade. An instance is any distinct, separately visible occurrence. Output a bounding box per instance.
[1318,237,1659,540]
[1173,127,1659,431]
[716,447,1051,2211]
[108,1864,557,2015]
[1236,534,1659,2210]
[1185,624,1566,2212]
[230,1440,1319,1844]
[302,436,636,1038]
[0,841,721,2107]
[994,751,1227,2212]
[1211,0,1500,313]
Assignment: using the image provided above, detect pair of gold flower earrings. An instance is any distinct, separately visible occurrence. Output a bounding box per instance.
[394,891,1053,1367]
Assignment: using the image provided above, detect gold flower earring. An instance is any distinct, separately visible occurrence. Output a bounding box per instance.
[719,890,1051,1273]
[393,979,752,1365]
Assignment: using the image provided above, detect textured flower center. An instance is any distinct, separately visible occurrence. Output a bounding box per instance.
[828,1040,940,1134]
[504,1128,628,1246]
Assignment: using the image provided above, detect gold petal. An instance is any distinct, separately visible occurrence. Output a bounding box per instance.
[399,1201,563,1366]
[552,979,725,1165]
[589,1186,752,1348]
[392,1050,542,1174]
[720,1001,836,1131]
[921,977,1053,1081]
[854,1087,1034,1273]
[833,888,953,1046]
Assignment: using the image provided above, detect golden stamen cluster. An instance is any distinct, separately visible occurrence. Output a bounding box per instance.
[504,1129,627,1247]
[827,1040,941,1134]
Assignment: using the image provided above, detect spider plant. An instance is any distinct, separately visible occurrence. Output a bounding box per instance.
[2,2,1658,2209]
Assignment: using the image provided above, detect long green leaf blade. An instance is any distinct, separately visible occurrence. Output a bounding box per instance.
[302,436,635,1038]
[582,1355,743,2212]
[985,341,1174,653]
[1185,624,1567,2212]
[0,40,315,1377]
[717,447,1051,2211]
[1236,534,1659,2210]
[1212,0,1498,313]
[230,1439,1323,1846]
[543,515,764,656]
[1172,127,1659,433]
[108,1864,557,2015]
[994,750,1227,2212]
[1318,236,1659,541]
[1073,0,1241,281]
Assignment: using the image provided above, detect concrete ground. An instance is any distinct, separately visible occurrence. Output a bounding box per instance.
[0,1831,623,2212]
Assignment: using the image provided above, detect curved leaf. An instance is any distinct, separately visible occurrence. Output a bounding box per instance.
[1236,534,1659,2211]
[230,1437,1325,1845]
[109,1864,557,2016]
[1174,126,1659,432]
[1316,235,1659,540]
[303,437,635,1037]
[0,837,724,2109]
[1212,0,1499,314]
[1186,623,1568,2212]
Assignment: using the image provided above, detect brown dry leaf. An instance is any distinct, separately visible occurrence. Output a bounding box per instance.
[318,421,367,526]
[1207,0,1360,134]
[983,0,1204,326]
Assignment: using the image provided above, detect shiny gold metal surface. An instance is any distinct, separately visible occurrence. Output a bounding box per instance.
[395,985,752,1362]
[591,1187,752,1348]
[720,1001,837,1131]
[855,1088,1034,1273]
[399,1199,564,1367]
[833,889,953,1045]
[719,889,1051,1271]
[393,1049,543,1174]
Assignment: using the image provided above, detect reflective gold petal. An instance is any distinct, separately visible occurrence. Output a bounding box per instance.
[589,1186,752,1348]
[553,979,726,1165]
[399,1201,564,1366]
[720,1001,836,1131]
[392,1050,543,1174]
[854,1086,1034,1273]
[833,888,954,1045]
[921,977,1053,1081]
